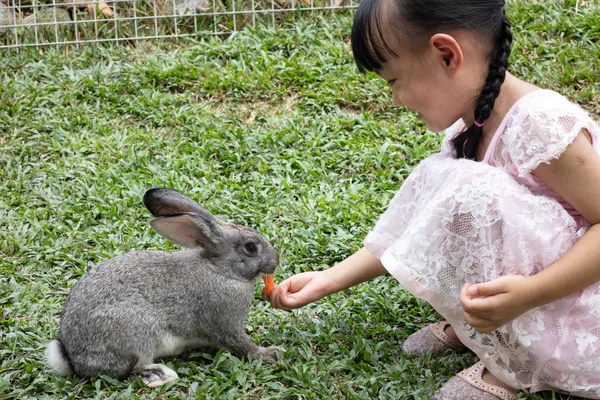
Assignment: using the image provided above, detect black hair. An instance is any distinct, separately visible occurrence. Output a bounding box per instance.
[351,0,512,160]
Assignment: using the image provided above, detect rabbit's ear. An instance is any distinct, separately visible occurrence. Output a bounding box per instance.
[150,213,223,250]
[143,188,209,217]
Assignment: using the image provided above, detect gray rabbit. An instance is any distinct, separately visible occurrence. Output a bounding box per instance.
[46,188,281,387]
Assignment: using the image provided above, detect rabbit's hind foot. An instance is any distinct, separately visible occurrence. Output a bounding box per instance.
[135,363,179,388]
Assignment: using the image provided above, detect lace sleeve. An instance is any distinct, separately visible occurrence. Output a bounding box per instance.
[503,92,600,177]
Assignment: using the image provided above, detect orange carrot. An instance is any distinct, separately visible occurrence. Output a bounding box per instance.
[263,275,275,297]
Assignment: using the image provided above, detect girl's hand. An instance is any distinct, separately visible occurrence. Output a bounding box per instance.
[459,275,541,333]
[262,271,333,310]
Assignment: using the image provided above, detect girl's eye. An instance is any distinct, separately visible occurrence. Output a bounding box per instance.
[387,79,397,87]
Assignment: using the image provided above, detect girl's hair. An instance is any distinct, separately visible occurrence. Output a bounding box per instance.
[351,0,512,160]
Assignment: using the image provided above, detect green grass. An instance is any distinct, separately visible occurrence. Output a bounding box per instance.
[1,1,599,399]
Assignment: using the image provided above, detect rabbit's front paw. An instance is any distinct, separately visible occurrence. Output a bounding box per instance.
[254,346,284,361]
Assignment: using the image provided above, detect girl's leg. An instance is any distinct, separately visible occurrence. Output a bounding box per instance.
[402,321,467,356]
[482,369,514,391]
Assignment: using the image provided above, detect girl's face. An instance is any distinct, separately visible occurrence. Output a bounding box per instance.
[375,29,485,133]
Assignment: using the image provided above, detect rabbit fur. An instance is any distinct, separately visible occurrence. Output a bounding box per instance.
[46,188,280,387]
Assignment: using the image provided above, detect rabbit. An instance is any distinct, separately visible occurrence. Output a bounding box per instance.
[46,188,281,388]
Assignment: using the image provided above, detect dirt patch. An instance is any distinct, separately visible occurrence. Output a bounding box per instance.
[201,94,299,124]
[342,104,363,116]
[581,99,600,122]
[238,95,298,124]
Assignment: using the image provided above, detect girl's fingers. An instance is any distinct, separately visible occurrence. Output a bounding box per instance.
[460,285,486,313]
[463,311,494,332]
[460,285,499,316]
[461,296,495,316]
[459,285,471,306]
[468,279,509,297]
[271,284,302,311]
[270,285,288,310]
[265,272,325,310]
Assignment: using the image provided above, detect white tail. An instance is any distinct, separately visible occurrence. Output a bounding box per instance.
[46,340,74,376]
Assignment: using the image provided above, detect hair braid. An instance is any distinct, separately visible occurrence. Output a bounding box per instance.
[452,11,513,160]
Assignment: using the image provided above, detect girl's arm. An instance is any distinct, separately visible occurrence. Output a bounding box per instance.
[267,247,387,310]
[324,247,389,292]
[460,130,600,332]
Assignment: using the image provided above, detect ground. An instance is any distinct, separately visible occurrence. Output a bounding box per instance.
[1,1,599,398]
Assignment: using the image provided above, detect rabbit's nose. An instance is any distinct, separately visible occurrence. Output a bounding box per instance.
[264,254,279,274]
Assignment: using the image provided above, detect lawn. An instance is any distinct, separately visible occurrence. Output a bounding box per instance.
[1,1,599,399]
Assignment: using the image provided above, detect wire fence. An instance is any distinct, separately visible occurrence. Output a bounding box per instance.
[0,0,357,49]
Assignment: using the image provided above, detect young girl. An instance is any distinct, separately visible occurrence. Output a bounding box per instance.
[266,0,600,399]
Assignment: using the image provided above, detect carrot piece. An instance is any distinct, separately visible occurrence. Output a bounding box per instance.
[263,275,275,297]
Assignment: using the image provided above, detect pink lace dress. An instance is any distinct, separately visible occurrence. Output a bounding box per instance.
[364,90,600,397]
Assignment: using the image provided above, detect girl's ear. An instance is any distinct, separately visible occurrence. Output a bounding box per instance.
[429,33,463,74]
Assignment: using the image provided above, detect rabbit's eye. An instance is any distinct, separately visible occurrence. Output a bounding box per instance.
[244,243,258,253]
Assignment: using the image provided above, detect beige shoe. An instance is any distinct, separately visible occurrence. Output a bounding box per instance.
[402,321,468,356]
[434,361,521,400]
